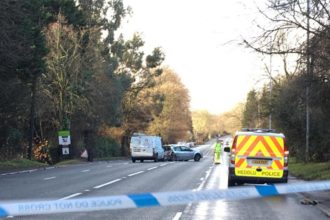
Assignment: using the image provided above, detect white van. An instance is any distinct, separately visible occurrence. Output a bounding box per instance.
[130,135,165,163]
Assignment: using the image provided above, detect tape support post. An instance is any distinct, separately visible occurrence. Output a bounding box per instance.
[1,180,330,217]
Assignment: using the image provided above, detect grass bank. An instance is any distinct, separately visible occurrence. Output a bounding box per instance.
[0,159,48,173]
[289,160,330,180]
[0,157,128,173]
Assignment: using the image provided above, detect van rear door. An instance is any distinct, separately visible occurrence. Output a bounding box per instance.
[234,134,285,179]
[130,136,153,157]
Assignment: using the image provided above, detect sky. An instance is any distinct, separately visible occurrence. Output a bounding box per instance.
[120,0,270,115]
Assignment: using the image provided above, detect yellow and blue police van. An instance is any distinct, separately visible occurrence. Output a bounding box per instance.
[225,129,289,186]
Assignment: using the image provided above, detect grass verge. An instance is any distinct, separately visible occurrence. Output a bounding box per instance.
[0,159,48,173]
[290,161,330,180]
[0,157,129,173]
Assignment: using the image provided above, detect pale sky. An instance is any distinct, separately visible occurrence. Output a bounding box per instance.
[120,0,270,115]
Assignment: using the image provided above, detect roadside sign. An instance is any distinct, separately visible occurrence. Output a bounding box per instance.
[62,147,70,155]
[58,130,71,145]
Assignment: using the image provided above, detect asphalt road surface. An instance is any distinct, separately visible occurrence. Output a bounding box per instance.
[0,142,328,220]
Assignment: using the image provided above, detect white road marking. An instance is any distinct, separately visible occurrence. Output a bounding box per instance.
[147,167,158,171]
[58,193,82,200]
[106,165,112,168]
[172,212,182,220]
[160,163,168,166]
[93,178,122,189]
[197,166,213,191]
[81,169,90,172]
[44,176,56,180]
[84,189,90,192]
[128,171,144,177]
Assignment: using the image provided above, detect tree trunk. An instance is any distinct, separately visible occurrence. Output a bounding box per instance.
[28,75,37,160]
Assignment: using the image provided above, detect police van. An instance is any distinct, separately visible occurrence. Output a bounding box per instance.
[225,129,289,186]
[130,134,164,163]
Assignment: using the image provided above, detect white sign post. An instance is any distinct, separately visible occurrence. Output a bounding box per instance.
[58,130,71,155]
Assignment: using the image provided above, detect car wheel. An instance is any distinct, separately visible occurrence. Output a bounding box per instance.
[132,158,136,163]
[140,160,144,163]
[171,153,177,161]
[154,154,158,162]
[194,154,201,162]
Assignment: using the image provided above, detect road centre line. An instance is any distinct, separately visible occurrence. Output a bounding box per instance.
[159,163,168,166]
[147,167,158,171]
[81,169,90,172]
[197,166,213,191]
[43,176,56,180]
[128,171,144,177]
[58,193,82,200]
[172,212,182,220]
[93,178,122,189]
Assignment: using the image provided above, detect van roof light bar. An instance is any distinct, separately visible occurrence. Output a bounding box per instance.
[241,128,277,133]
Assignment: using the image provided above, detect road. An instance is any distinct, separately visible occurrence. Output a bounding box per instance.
[0,142,328,220]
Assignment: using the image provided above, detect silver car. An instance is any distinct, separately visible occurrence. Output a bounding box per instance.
[170,145,202,162]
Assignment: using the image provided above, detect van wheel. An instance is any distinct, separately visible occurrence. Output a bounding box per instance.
[228,179,235,187]
[140,160,144,163]
[194,154,201,162]
[132,158,136,163]
[154,154,158,162]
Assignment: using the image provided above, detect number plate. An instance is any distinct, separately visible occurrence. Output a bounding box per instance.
[252,159,268,165]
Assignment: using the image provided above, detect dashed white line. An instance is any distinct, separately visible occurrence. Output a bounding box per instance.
[172,212,182,220]
[128,171,144,177]
[160,163,168,167]
[197,166,213,191]
[81,169,90,172]
[106,165,112,168]
[58,193,82,200]
[44,176,56,180]
[147,167,158,171]
[93,178,122,189]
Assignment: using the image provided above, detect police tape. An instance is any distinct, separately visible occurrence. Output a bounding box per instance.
[1,180,330,217]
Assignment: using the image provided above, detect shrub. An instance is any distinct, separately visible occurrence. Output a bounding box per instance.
[95,136,120,158]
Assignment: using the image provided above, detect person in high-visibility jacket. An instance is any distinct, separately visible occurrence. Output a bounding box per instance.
[213,139,222,164]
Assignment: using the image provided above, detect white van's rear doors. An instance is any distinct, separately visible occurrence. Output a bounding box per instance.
[130,136,154,158]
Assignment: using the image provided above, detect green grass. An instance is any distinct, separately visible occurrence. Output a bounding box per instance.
[0,159,48,172]
[55,159,84,166]
[290,161,330,180]
[0,156,130,173]
[95,156,128,161]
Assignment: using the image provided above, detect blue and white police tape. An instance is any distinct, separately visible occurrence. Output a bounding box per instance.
[1,180,330,217]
